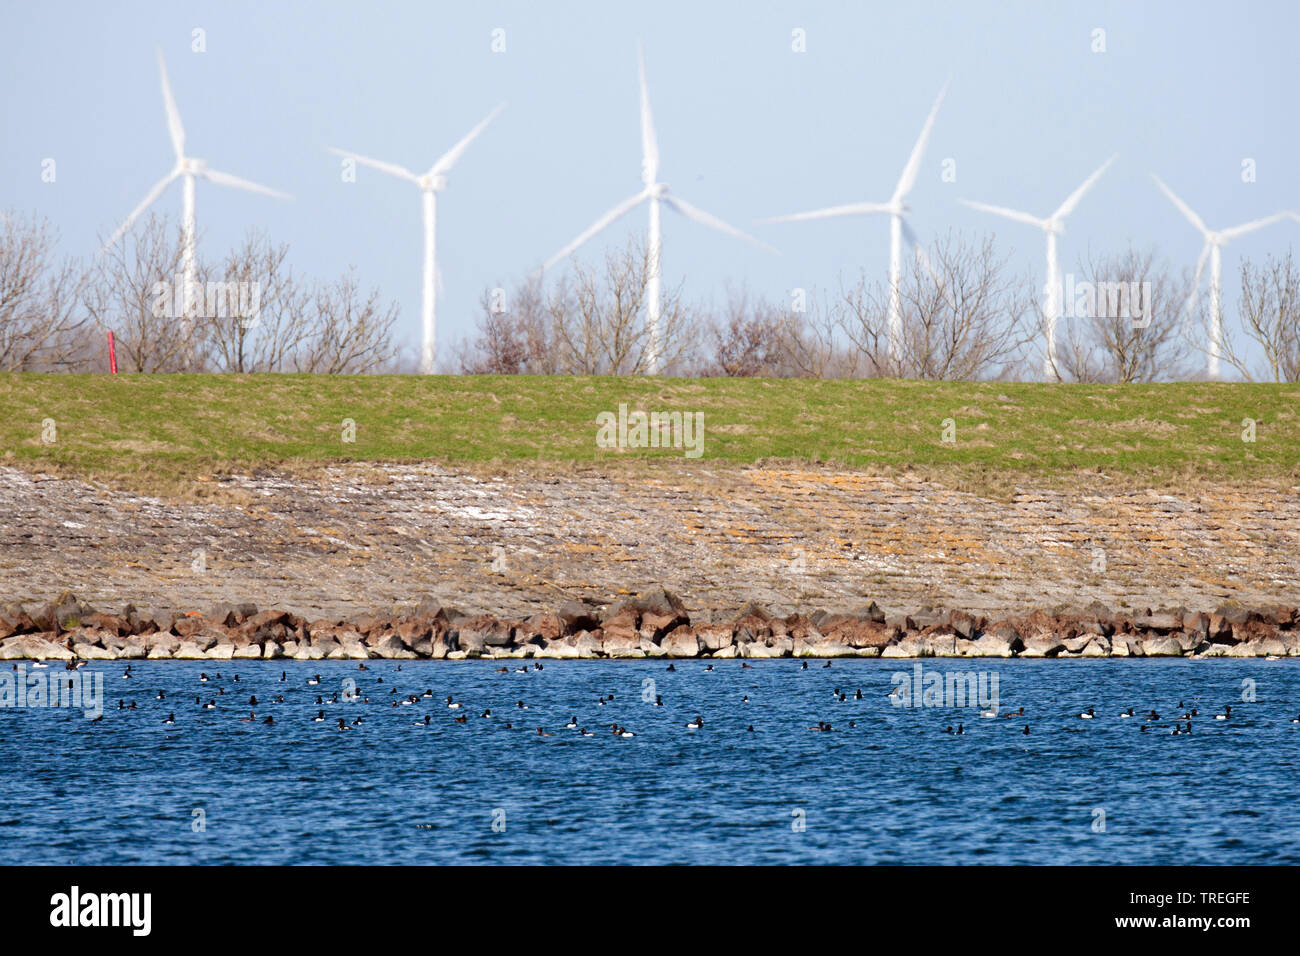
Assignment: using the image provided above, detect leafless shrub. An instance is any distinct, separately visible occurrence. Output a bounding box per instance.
[701,286,793,377]
[1050,246,1192,382]
[839,232,1031,379]
[82,214,199,372]
[456,277,555,374]
[200,232,308,373]
[1221,249,1300,382]
[290,268,401,373]
[0,212,91,371]
[460,238,699,375]
[551,238,694,374]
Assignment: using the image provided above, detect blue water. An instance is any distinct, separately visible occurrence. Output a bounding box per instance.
[1,658,1297,864]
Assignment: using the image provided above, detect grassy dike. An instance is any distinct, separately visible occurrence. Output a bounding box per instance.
[1,373,1297,493]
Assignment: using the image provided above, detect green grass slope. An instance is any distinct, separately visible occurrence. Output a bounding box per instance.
[1,374,1296,491]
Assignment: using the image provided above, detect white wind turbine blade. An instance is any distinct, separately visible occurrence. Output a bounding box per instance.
[203,168,293,200]
[1152,175,1208,235]
[1220,212,1291,240]
[663,196,779,254]
[102,171,178,252]
[637,43,659,184]
[430,103,506,178]
[543,190,648,271]
[892,77,951,204]
[958,199,1046,229]
[156,49,186,161]
[760,201,893,224]
[327,147,420,184]
[1054,154,1117,219]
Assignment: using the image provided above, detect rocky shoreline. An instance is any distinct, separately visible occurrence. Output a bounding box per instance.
[3,588,1299,662]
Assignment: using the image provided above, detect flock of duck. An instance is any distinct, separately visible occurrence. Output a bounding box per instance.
[28,659,1299,739]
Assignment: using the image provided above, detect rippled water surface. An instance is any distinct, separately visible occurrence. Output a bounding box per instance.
[2,658,1298,864]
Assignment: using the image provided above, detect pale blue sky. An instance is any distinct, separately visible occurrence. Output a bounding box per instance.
[3,1,1298,371]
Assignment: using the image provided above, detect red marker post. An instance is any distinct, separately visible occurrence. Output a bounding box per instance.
[107,331,118,374]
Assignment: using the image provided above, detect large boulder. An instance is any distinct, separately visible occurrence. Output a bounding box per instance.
[820,617,893,649]
[35,590,93,632]
[1135,611,1184,632]
[73,643,117,660]
[793,637,856,658]
[631,586,688,618]
[372,634,414,660]
[740,639,788,659]
[206,603,240,627]
[146,634,179,657]
[882,634,934,658]
[1020,633,1066,658]
[601,628,646,658]
[660,626,700,658]
[968,632,1022,657]
[519,612,563,643]
[82,612,129,636]
[542,631,601,659]
[601,605,640,639]
[117,637,148,660]
[1141,636,1184,657]
[946,609,979,640]
[694,624,735,653]
[631,587,689,638]
[1080,637,1111,657]
[411,594,449,627]
[448,626,481,655]
[1224,642,1260,658]
[0,603,35,639]
[393,620,431,650]
[0,634,74,660]
[1252,637,1289,657]
[730,605,772,644]
[190,628,222,653]
[925,629,960,657]
[1108,635,1133,657]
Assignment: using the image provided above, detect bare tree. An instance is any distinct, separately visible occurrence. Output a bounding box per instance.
[291,268,400,373]
[1221,249,1300,382]
[836,274,897,377]
[696,285,859,378]
[838,232,1031,379]
[0,212,90,370]
[701,286,792,377]
[456,276,556,374]
[200,232,308,373]
[548,238,696,375]
[82,214,199,372]
[1050,246,1192,382]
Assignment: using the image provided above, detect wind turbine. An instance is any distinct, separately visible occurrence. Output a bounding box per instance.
[330,104,504,375]
[541,46,776,374]
[761,79,950,361]
[104,49,292,317]
[1151,176,1292,379]
[960,155,1117,381]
